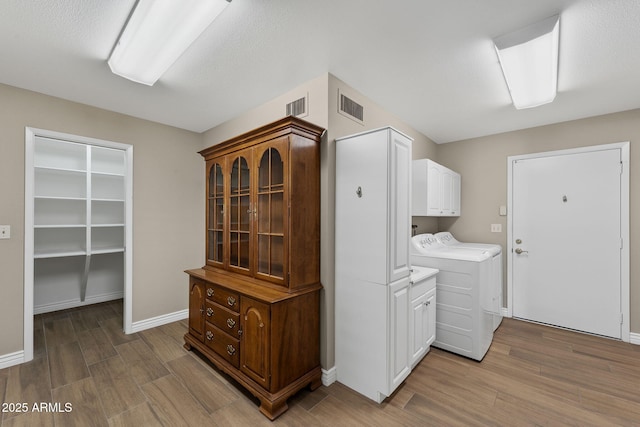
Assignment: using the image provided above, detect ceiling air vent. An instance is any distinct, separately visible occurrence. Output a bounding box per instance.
[338,90,364,124]
[285,94,308,118]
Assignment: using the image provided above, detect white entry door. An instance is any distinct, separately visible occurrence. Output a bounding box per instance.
[510,145,628,339]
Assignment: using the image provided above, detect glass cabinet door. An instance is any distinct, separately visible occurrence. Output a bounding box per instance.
[256,141,287,282]
[207,159,225,266]
[229,153,251,271]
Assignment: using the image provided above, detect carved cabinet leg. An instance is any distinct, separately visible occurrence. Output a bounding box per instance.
[183,335,192,351]
[259,398,288,421]
[309,376,323,391]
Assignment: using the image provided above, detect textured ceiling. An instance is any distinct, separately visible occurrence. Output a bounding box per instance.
[1,0,640,143]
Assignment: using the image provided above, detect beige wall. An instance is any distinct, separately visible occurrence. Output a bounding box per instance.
[201,74,330,145]
[436,108,640,333]
[0,83,204,356]
[202,73,439,369]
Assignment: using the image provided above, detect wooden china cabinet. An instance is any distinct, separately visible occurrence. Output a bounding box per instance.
[184,117,324,420]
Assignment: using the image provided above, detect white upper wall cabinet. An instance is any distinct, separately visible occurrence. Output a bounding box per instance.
[412,159,461,217]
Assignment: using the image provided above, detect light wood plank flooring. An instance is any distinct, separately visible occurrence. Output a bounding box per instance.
[2,301,640,426]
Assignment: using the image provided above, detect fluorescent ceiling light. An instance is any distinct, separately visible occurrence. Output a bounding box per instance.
[494,15,560,109]
[108,0,231,86]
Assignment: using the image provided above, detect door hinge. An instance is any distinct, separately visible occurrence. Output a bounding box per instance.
[620,161,624,175]
[620,312,624,325]
[621,238,624,250]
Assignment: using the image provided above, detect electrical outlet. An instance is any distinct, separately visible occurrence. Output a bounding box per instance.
[491,224,502,233]
[0,225,10,239]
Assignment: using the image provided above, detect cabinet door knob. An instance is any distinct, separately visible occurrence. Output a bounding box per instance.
[206,307,214,317]
[226,344,236,356]
[207,288,214,297]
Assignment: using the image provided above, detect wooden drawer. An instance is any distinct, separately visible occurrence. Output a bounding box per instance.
[205,300,241,337]
[204,323,240,368]
[204,284,240,312]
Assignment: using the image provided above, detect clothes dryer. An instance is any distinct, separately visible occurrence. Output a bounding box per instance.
[410,234,494,361]
[435,231,501,255]
[435,232,503,330]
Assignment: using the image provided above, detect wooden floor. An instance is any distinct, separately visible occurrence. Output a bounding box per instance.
[2,302,640,426]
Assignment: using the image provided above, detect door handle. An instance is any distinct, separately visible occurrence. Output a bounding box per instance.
[515,248,528,255]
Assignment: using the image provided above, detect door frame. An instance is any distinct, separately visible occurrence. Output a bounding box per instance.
[507,142,630,342]
[23,127,134,362]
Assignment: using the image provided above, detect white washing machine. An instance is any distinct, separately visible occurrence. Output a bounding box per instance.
[435,232,503,331]
[410,234,494,361]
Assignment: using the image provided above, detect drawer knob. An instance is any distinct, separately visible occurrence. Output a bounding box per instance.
[207,288,214,297]
[227,296,236,307]
[226,344,236,356]
[226,318,236,329]
[206,307,214,317]
[206,331,213,341]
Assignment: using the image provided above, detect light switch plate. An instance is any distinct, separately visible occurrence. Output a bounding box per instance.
[491,224,502,233]
[499,205,507,216]
[0,225,10,239]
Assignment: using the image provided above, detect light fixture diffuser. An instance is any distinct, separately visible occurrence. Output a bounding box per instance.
[494,15,560,109]
[108,0,231,86]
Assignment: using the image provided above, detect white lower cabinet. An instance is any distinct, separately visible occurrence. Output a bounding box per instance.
[410,267,438,368]
[335,268,438,404]
[411,288,436,367]
[335,277,412,403]
[389,279,411,391]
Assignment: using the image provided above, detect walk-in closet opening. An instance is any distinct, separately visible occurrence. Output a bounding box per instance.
[24,128,133,362]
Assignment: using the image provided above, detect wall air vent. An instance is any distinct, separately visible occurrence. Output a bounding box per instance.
[338,89,364,124]
[285,94,308,118]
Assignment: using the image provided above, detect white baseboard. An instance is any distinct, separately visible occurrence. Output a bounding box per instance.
[501,307,509,317]
[34,292,124,315]
[0,350,25,370]
[503,308,639,345]
[322,366,336,386]
[130,309,188,333]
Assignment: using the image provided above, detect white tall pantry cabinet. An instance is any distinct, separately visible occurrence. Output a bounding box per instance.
[335,127,412,403]
[30,134,129,314]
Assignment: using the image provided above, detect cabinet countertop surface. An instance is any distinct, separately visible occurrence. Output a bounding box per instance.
[186,268,322,303]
